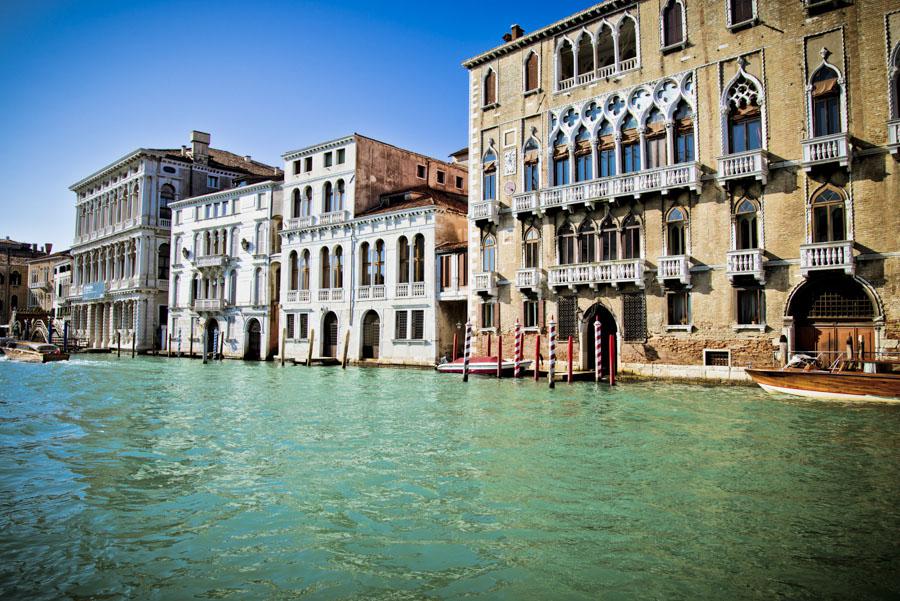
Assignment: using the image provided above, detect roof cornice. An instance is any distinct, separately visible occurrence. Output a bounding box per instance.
[69,149,148,192]
[282,135,355,161]
[170,180,280,209]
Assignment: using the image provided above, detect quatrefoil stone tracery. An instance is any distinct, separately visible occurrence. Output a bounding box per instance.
[728,77,759,109]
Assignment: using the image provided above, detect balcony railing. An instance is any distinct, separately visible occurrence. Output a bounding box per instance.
[469,200,499,224]
[656,255,690,285]
[515,268,543,290]
[286,289,311,303]
[726,248,766,284]
[158,218,171,228]
[800,240,854,277]
[716,149,768,185]
[357,285,386,300]
[397,282,427,298]
[330,288,345,302]
[195,254,227,268]
[888,119,900,155]
[317,289,331,302]
[319,210,349,226]
[557,59,640,92]
[548,259,645,289]
[473,271,497,296]
[285,216,315,230]
[193,298,225,312]
[512,191,539,215]
[801,132,851,171]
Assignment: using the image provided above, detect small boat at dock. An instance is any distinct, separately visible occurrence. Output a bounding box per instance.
[747,354,900,402]
[0,341,70,363]
[436,356,532,376]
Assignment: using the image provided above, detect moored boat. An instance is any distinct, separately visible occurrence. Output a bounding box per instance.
[436,356,533,376]
[1,341,70,363]
[747,354,900,402]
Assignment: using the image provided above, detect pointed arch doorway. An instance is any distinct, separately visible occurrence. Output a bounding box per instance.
[322,312,338,358]
[583,302,618,376]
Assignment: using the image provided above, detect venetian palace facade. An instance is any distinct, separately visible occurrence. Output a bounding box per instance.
[463,0,900,378]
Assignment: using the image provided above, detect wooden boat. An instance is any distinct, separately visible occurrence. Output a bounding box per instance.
[746,354,900,402]
[436,356,533,376]
[0,341,70,363]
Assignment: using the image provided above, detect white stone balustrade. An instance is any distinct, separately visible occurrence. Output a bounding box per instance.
[726,248,766,283]
[800,240,854,277]
[193,298,225,312]
[319,210,349,226]
[285,216,316,230]
[656,255,690,285]
[473,272,497,296]
[548,259,644,289]
[469,200,499,224]
[888,119,900,155]
[512,191,539,214]
[716,150,768,185]
[801,132,851,170]
[196,254,227,269]
[515,268,543,290]
[357,285,386,300]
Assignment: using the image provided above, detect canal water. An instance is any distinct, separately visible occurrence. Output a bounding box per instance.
[1,356,898,600]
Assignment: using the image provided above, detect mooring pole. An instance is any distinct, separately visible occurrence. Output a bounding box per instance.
[608,334,616,386]
[167,334,171,358]
[513,320,521,379]
[306,329,315,366]
[534,334,540,382]
[548,316,556,389]
[189,332,193,359]
[594,318,602,383]
[341,329,350,369]
[452,332,458,362]
[63,322,69,353]
[116,331,120,357]
[486,331,492,357]
[567,335,573,384]
[462,319,472,382]
[219,331,224,360]
[496,335,502,378]
[281,327,286,366]
[202,330,207,365]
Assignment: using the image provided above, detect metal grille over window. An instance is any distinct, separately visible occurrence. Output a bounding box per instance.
[395,310,408,339]
[623,293,647,341]
[299,314,309,339]
[286,314,295,339]
[808,291,873,320]
[704,350,730,367]
[411,310,425,340]
[557,296,577,340]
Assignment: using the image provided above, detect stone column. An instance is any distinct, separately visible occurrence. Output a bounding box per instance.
[136,298,148,350]
[109,302,116,348]
[665,121,675,167]
[85,304,93,347]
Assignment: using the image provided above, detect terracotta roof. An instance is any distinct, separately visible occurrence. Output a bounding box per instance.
[150,148,282,177]
[435,241,468,254]
[357,186,468,217]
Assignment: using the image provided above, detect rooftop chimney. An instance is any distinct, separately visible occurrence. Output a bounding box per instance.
[244,155,251,162]
[503,24,525,43]
[191,130,210,165]
[45,243,53,254]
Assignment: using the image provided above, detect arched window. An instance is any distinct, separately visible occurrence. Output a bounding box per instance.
[398,236,410,284]
[11,295,17,309]
[413,234,425,283]
[230,271,237,303]
[598,120,616,177]
[482,234,496,272]
[726,76,762,153]
[621,215,641,259]
[666,207,687,255]
[524,52,539,92]
[645,108,667,169]
[621,114,641,173]
[578,220,597,263]
[600,217,617,261]
[892,45,900,119]
[255,222,265,254]
[674,101,695,163]
[574,127,592,182]
[483,68,497,106]
[360,242,371,286]
[810,65,842,137]
[557,224,576,265]
[618,16,638,64]
[482,150,497,201]
[254,268,262,304]
[10,271,21,286]
[300,250,310,290]
[320,248,331,289]
[373,240,385,285]
[558,40,575,87]
[523,139,540,192]
[662,0,685,48]
[335,180,345,211]
[303,187,312,216]
[289,251,299,290]
[812,189,845,243]
[172,275,179,307]
[596,23,615,71]
[159,184,175,220]
[158,243,170,280]
[552,131,570,186]
[333,246,343,289]
[735,199,759,250]
[292,188,301,218]
[323,182,334,213]
[523,227,541,268]
[576,32,594,77]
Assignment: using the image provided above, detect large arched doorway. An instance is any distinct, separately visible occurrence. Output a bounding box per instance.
[245,318,261,361]
[205,319,219,356]
[268,262,281,359]
[322,312,338,358]
[788,275,878,358]
[583,302,618,376]
[361,310,380,359]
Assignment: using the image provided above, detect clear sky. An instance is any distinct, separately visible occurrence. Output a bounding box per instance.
[0,0,591,250]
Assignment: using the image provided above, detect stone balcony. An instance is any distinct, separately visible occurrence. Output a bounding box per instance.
[317,288,345,302]
[193,298,225,312]
[656,255,690,286]
[438,285,467,301]
[469,200,499,225]
[726,248,766,284]
[888,119,900,156]
[319,210,349,226]
[285,289,311,304]
[800,240,854,278]
[801,132,851,171]
[716,149,768,186]
[473,271,498,296]
[556,57,639,92]
[357,285,386,300]
[515,268,543,291]
[395,282,426,298]
[195,254,227,269]
[548,259,645,290]
[285,216,316,230]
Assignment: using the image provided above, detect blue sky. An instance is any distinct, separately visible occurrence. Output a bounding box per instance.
[0,0,590,249]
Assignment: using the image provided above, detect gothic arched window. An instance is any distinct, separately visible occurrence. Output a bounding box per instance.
[812,188,845,243]
[735,199,759,250]
[666,207,687,256]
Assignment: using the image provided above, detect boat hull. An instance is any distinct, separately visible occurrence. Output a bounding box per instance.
[437,359,532,376]
[1,347,70,363]
[746,368,900,402]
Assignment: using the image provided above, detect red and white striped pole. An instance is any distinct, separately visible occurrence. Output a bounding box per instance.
[513,319,522,378]
[594,317,602,383]
[462,319,472,382]
[548,315,556,389]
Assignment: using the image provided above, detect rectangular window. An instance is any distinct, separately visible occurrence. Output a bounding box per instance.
[622,142,641,173]
[675,131,695,163]
[175,210,181,225]
[411,310,425,340]
[299,314,309,339]
[646,136,667,169]
[207,175,219,189]
[481,302,495,329]
[286,314,295,339]
[455,176,464,189]
[575,153,592,182]
[558,295,577,339]
[324,152,333,167]
[205,204,211,219]
[730,0,754,25]
[554,157,570,186]
[440,255,452,290]
[337,148,346,164]
[436,170,445,184]
[667,291,690,326]
[599,147,616,177]
[304,157,312,172]
[395,310,408,339]
[623,292,647,341]
[813,95,840,137]
[730,119,761,153]
[458,252,468,286]
[483,172,496,200]
[737,288,764,325]
[417,164,427,179]
[293,160,302,175]
[524,162,539,192]
[523,300,539,328]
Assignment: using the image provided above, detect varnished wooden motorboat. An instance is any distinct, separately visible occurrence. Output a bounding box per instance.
[436,356,533,376]
[747,355,900,402]
[0,341,70,363]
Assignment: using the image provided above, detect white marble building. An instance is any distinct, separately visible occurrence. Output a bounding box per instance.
[168,178,284,359]
[280,135,469,365]
[67,131,280,351]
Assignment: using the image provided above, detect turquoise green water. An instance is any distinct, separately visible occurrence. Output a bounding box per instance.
[1,356,898,600]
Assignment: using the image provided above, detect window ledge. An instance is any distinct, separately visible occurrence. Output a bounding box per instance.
[482,102,500,111]
[479,328,497,334]
[727,17,758,32]
[392,338,428,344]
[523,88,542,98]
[661,40,687,54]
[522,326,541,333]
[665,324,693,332]
[732,324,767,332]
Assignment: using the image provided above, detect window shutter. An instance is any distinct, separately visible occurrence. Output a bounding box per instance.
[496,302,500,332]
[538,299,545,329]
